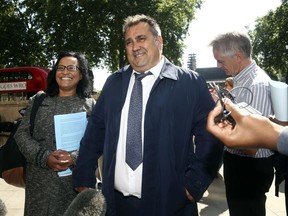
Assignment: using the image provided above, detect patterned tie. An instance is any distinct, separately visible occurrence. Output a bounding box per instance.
[126,72,152,170]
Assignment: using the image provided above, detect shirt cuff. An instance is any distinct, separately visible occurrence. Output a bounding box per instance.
[277,127,288,156]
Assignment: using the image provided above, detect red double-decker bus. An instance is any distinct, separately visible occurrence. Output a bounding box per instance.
[0,67,49,101]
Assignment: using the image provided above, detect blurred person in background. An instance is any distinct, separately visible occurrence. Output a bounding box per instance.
[224,77,234,90]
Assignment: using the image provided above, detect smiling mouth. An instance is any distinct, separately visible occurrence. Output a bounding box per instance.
[134,51,145,58]
[61,77,72,80]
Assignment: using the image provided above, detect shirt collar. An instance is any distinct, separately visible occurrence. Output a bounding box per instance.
[234,61,256,83]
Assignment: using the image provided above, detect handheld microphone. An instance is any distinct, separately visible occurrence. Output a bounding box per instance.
[0,199,7,216]
[63,189,106,216]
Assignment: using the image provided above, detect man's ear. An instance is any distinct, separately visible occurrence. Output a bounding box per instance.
[155,35,163,49]
[235,51,244,62]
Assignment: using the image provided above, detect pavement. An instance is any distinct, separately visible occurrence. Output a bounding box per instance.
[197,167,286,216]
[0,166,286,216]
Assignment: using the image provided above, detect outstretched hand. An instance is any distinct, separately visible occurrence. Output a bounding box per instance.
[207,99,243,146]
[269,116,288,127]
[207,99,281,151]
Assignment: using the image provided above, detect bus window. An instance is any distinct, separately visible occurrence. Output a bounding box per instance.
[0,67,49,101]
[0,71,33,82]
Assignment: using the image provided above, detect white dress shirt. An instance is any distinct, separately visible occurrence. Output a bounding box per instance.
[114,57,164,198]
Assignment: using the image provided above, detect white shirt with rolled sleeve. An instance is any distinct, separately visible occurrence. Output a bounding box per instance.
[227,61,274,158]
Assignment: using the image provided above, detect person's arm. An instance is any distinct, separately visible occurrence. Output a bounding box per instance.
[14,95,53,168]
[277,127,288,156]
[207,99,284,150]
[185,75,224,202]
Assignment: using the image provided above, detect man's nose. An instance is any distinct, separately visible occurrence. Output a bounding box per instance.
[132,42,140,51]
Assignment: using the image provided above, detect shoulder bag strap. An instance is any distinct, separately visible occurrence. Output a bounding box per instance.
[29,93,46,136]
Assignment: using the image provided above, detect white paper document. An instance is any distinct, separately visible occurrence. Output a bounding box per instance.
[54,112,87,177]
[269,80,288,121]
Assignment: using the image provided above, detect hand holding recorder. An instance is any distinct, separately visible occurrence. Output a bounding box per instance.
[207,98,284,151]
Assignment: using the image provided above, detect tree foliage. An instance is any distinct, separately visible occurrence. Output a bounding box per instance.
[0,0,48,68]
[249,3,288,81]
[0,0,202,72]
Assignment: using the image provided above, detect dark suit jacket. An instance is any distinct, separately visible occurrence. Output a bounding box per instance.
[73,58,223,216]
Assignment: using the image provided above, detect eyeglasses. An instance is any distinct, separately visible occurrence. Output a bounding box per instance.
[56,65,79,72]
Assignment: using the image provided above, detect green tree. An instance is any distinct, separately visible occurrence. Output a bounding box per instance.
[0,0,48,67]
[249,3,288,81]
[22,0,108,67]
[0,0,202,72]
[99,0,202,70]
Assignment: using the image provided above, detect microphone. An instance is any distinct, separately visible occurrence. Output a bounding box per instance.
[0,199,7,216]
[63,189,106,216]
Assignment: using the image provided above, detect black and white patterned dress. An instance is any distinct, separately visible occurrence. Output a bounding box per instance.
[15,94,95,216]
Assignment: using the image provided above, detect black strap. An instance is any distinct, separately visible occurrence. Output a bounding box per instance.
[29,93,46,136]
[0,93,46,175]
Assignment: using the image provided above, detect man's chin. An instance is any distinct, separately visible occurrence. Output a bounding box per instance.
[224,70,232,76]
[132,63,147,73]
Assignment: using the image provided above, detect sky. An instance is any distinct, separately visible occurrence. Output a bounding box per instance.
[182,0,282,68]
[93,0,282,90]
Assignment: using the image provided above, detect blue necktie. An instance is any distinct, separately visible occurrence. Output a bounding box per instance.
[126,72,151,170]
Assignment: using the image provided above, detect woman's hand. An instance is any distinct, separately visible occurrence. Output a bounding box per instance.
[47,150,73,171]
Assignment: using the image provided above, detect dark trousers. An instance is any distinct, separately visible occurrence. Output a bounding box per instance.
[285,179,288,214]
[114,190,142,216]
[223,151,274,216]
[284,158,288,215]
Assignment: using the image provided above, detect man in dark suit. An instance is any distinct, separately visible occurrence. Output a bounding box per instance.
[72,14,223,216]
